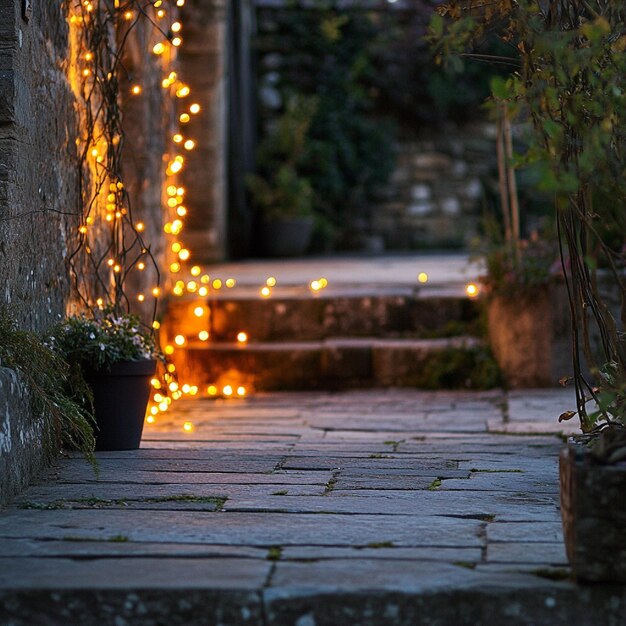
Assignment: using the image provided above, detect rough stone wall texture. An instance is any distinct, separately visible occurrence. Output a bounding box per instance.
[0,0,78,505]
[0,368,48,507]
[371,124,496,250]
[0,0,169,503]
[178,0,228,263]
[0,0,79,332]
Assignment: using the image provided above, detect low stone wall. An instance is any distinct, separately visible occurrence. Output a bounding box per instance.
[0,369,48,506]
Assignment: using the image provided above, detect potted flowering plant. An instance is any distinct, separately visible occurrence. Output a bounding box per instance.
[49,310,160,451]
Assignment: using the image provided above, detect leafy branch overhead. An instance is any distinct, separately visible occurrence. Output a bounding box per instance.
[430,0,626,431]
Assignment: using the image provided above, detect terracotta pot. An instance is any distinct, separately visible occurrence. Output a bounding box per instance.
[84,359,156,451]
[487,287,553,387]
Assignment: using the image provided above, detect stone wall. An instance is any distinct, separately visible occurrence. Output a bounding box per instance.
[0,0,78,331]
[178,0,228,263]
[0,0,169,504]
[372,123,497,250]
[0,0,78,505]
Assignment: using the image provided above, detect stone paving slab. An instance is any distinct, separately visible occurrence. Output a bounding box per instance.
[1,388,624,626]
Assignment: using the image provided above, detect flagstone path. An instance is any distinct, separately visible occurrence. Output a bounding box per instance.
[1,388,625,625]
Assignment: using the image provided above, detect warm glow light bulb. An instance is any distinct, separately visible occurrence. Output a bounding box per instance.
[260,286,271,297]
[465,283,480,298]
[171,21,182,32]
[183,422,194,433]
[179,113,190,124]
[174,335,186,346]
[418,272,428,283]
[191,266,201,277]
[199,330,209,341]
[178,248,190,261]
[152,42,166,55]
[237,386,246,397]
[131,85,142,95]
[194,306,205,317]
[237,332,248,343]
[225,278,236,288]
[223,385,233,397]
[207,385,217,396]
[266,276,277,287]
[189,103,201,114]
[164,345,175,355]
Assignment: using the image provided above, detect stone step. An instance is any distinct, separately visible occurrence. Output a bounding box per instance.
[164,290,480,343]
[170,336,494,392]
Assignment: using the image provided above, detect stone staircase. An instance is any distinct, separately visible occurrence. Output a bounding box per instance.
[162,282,491,393]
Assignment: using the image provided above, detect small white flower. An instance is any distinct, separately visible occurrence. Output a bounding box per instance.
[99,343,106,351]
[89,333,96,340]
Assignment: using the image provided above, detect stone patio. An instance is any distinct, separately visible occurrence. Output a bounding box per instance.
[1,387,624,625]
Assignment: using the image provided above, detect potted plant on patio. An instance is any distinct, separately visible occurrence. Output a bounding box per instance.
[480,229,560,388]
[247,95,317,257]
[432,0,626,581]
[49,310,160,451]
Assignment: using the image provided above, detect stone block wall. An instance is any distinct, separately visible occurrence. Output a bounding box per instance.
[0,0,169,503]
[0,0,78,505]
[371,123,497,250]
[0,0,78,331]
[178,0,228,263]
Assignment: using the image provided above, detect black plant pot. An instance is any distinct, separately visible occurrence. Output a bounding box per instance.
[85,359,157,451]
[261,216,314,257]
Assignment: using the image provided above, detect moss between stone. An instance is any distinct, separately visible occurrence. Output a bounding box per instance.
[531,568,571,581]
[144,495,228,509]
[267,546,283,561]
[427,478,443,491]
[61,535,129,543]
[453,561,477,570]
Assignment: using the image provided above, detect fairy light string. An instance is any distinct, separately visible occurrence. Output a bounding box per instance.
[68,1,479,432]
